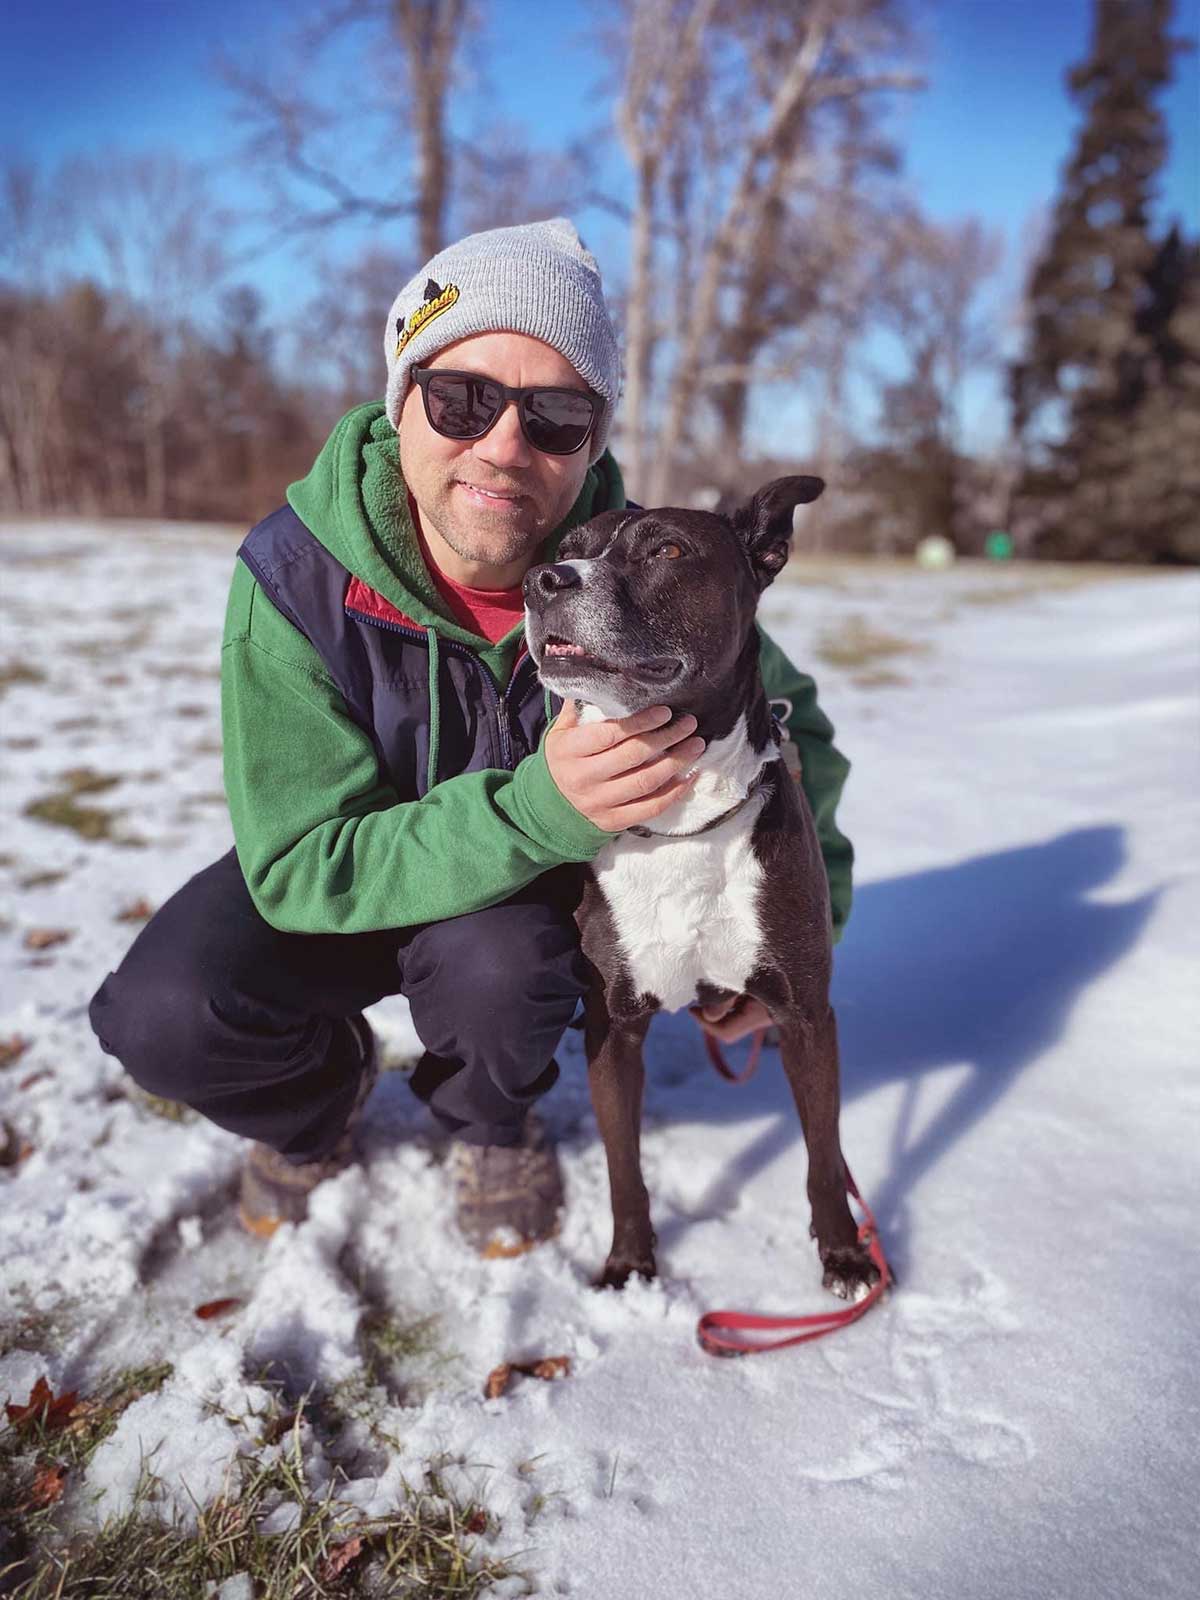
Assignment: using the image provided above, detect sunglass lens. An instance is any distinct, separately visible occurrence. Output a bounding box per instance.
[425,374,502,439]
[521,389,596,454]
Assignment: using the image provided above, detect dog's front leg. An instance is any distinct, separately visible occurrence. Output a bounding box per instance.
[778,1005,880,1301]
[585,993,655,1289]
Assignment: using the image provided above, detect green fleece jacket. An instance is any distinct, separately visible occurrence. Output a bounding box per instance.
[221,404,854,939]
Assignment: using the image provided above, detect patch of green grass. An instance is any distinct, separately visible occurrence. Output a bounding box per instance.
[16,871,68,890]
[0,661,45,696]
[128,1088,197,1124]
[73,627,152,661]
[57,767,121,797]
[21,767,124,842]
[3,1387,514,1599]
[1,1362,176,1580]
[22,794,117,841]
[959,583,1043,606]
[850,667,911,689]
[145,663,221,681]
[815,614,930,672]
[338,1245,460,1407]
[359,1309,444,1395]
[0,1300,69,1358]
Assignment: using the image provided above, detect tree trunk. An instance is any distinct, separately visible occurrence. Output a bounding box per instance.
[393,0,464,261]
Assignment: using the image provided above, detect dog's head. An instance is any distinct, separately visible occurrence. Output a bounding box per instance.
[523,475,824,717]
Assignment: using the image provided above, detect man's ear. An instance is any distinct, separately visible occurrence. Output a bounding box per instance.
[731,476,825,589]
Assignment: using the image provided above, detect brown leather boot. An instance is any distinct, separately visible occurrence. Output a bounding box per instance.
[448,1114,564,1258]
[238,1017,377,1238]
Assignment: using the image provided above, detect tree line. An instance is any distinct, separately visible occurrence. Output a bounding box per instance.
[1,0,1195,561]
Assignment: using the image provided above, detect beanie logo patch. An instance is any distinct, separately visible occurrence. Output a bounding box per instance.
[395,280,460,358]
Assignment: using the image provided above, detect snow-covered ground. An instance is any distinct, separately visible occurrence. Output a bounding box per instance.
[2,519,1197,1597]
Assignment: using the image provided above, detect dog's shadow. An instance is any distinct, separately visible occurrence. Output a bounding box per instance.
[642,825,1158,1278]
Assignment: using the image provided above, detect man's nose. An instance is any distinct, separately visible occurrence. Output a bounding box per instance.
[473,400,532,469]
[525,563,582,602]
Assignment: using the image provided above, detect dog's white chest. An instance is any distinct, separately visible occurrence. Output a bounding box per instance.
[593,794,767,1012]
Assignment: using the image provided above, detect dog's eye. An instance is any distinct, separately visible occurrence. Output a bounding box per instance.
[650,542,684,560]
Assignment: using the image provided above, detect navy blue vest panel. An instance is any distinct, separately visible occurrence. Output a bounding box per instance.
[238,508,554,800]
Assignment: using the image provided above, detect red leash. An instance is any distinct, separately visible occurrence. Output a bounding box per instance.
[695,1026,892,1358]
[702,1025,765,1084]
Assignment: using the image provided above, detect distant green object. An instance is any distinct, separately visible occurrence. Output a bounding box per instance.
[985,530,1014,561]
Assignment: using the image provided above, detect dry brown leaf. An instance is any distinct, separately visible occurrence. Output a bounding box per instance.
[530,1356,571,1381]
[5,1377,81,1432]
[320,1534,364,1581]
[23,928,72,951]
[483,1354,571,1399]
[259,1409,299,1447]
[18,1068,53,1091]
[27,1463,68,1508]
[194,1297,243,1321]
[484,1362,514,1400]
[0,1035,30,1069]
[0,1118,21,1167]
[0,1120,34,1168]
[464,1509,488,1534]
[63,1397,107,1435]
[115,898,155,923]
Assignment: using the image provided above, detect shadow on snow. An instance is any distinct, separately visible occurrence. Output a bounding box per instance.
[642,825,1158,1277]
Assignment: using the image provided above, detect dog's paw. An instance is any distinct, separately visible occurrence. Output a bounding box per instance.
[593,1253,657,1291]
[820,1245,881,1302]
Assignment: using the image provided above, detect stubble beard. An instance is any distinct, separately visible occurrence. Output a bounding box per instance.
[416,460,585,574]
[427,475,551,570]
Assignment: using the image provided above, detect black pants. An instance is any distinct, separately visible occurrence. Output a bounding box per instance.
[89,850,587,1160]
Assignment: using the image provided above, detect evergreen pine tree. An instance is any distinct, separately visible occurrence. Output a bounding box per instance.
[1010,0,1198,562]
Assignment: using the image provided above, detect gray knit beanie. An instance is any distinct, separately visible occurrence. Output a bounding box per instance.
[384,218,621,465]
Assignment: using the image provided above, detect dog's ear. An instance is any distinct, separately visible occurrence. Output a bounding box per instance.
[731,476,824,589]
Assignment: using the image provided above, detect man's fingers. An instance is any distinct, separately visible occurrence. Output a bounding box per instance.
[590,721,703,779]
[554,696,579,730]
[603,740,704,803]
[566,704,673,755]
[605,769,697,826]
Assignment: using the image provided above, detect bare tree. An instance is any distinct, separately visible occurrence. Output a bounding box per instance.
[852,211,1004,551]
[63,155,230,517]
[0,161,81,512]
[613,0,720,496]
[611,0,922,502]
[222,0,477,265]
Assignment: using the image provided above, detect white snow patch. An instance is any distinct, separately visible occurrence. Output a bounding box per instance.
[1,523,1196,1596]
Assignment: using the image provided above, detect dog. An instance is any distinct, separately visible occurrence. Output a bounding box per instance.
[523,477,880,1302]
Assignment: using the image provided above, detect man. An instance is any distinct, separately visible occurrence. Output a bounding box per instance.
[89,219,853,1255]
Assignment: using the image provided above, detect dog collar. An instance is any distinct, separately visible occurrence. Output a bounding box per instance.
[627,764,775,841]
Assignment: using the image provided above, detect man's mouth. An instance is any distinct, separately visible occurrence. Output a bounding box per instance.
[456,480,524,506]
[540,634,680,681]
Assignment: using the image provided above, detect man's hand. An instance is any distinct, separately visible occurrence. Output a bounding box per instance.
[545,699,705,832]
[689,992,773,1043]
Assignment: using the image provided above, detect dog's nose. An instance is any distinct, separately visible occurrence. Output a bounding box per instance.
[526,563,581,601]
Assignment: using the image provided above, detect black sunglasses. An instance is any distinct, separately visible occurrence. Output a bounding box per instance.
[412,367,601,456]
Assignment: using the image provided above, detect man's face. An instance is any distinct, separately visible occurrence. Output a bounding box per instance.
[397,330,596,580]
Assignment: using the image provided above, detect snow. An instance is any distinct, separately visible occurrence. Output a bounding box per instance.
[2,520,1197,1597]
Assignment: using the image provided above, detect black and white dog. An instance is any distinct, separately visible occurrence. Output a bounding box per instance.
[524,478,879,1302]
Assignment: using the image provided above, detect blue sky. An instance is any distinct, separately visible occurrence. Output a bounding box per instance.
[2,0,1197,448]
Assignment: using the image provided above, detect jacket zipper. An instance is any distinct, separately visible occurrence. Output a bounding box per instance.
[347,608,538,772]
